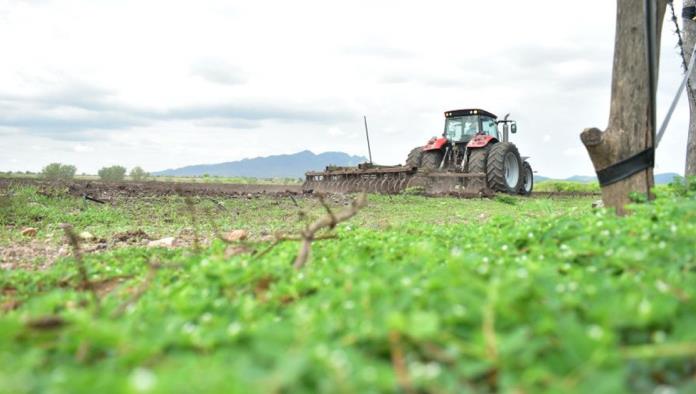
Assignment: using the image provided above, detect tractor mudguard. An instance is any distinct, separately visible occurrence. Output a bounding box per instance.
[466,134,497,148]
[423,137,448,151]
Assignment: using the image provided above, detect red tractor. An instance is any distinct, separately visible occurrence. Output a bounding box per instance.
[405,109,534,195]
[303,108,533,196]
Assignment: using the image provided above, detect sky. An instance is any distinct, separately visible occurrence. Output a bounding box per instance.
[0,0,692,178]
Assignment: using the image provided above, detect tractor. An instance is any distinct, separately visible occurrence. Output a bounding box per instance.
[303,108,533,196]
[405,109,533,195]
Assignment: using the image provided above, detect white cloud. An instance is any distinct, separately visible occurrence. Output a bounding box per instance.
[328,127,345,137]
[563,147,587,158]
[73,144,92,152]
[0,0,689,177]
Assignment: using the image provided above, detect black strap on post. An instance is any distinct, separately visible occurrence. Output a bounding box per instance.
[596,148,655,187]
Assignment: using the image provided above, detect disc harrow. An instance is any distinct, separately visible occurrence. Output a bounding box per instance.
[303,165,489,196]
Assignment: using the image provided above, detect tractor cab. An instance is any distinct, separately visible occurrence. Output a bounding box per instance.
[443,109,500,143]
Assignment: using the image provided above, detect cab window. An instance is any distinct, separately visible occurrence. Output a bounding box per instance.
[481,117,498,139]
[445,116,479,142]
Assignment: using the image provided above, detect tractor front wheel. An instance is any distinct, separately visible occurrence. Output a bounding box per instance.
[420,150,444,171]
[486,142,523,193]
[519,161,534,196]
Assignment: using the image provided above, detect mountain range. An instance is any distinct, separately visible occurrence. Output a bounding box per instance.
[153,150,367,178]
[534,173,681,184]
[154,150,682,184]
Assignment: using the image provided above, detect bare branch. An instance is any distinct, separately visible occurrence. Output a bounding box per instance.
[318,195,338,229]
[206,197,228,212]
[60,223,100,313]
[182,195,201,251]
[388,330,416,394]
[293,193,367,269]
[111,263,159,319]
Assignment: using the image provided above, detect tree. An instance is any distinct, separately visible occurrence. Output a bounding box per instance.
[98,165,127,182]
[40,163,77,181]
[684,0,696,176]
[581,0,667,214]
[129,166,149,181]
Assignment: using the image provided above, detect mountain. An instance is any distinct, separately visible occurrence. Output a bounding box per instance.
[153,150,367,178]
[654,172,681,184]
[536,172,681,185]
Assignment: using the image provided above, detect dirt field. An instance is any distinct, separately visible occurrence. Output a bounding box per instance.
[0,177,303,200]
[0,177,599,200]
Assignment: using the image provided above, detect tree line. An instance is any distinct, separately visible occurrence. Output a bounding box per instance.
[38,163,149,182]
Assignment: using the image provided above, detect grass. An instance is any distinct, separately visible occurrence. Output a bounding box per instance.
[535,180,600,193]
[0,186,592,248]
[1,184,695,393]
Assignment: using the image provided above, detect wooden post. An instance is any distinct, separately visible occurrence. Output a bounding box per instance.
[580,0,667,215]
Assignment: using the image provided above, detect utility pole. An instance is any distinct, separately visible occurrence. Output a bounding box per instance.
[363,115,373,164]
[683,0,696,176]
[580,0,667,214]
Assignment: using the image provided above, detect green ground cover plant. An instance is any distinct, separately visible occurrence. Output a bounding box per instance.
[534,180,600,193]
[0,184,695,393]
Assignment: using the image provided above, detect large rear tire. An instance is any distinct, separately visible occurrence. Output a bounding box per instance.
[518,161,534,196]
[405,147,423,168]
[486,142,523,193]
[467,147,488,173]
[468,147,489,190]
[421,150,444,171]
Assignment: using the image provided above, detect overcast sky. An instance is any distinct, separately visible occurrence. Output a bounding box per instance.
[0,0,692,177]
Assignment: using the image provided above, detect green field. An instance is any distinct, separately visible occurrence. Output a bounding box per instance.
[1,183,695,393]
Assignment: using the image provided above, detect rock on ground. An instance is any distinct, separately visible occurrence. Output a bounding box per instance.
[20,227,38,237]
[224,230,249,242]
[147,237,177,248]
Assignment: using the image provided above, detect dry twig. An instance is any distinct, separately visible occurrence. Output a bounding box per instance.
[199,193,366,269]
[207,197,228,212]
[288,194,299,208]
[61,223,100,313]
[111,262,162,318]
[388,330,416,394]
[293,193,367,269]
[182,194,201,250]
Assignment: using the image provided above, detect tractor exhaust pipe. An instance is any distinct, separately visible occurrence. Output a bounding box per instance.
[502,113,510,143]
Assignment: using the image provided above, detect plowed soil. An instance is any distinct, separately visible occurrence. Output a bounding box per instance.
[0,177,599,199]
[0,178,303,200]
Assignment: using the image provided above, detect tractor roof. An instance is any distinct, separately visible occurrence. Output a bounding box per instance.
[444,109,497,119]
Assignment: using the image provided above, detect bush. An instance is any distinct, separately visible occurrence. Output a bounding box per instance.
[129,166,149,181]
[40,163,76,181]
[659,175,696,198]
[98,165,127,182]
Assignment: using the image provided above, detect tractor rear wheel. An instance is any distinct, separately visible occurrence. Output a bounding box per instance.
[486,142,523,193]
[518,161,534,196]
[405,147,423,168]
[467,147,488,173]
[420,150,444,171]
